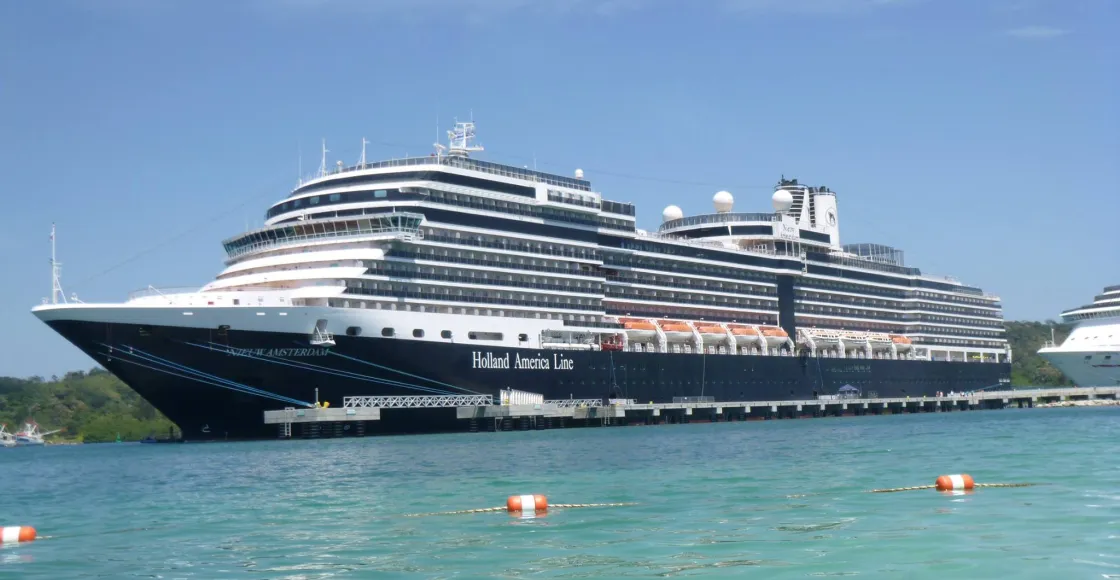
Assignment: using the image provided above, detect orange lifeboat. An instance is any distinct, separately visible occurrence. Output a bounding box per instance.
[759,326,788,338]
[889,335,911,344]
[694,324,724,334]
[657,320,694,342]
[695,324,728,344]
[620,318,657,341]
[759,326,790,348]
[728,325,759,336]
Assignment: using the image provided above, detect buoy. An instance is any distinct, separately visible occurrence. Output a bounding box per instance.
[0,526,36,544]
[935,474,975,491]
[506,494,548,513]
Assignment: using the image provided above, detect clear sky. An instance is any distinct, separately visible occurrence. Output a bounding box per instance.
[0,0,1116,378]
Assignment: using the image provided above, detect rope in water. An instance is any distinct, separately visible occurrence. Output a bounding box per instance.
[404,502,638,517]
[870,483,1039,493]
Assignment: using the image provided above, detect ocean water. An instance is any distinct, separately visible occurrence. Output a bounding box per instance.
[1,407,1118,579]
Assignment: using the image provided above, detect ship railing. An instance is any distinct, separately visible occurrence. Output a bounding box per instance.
[295,154,592,193]
[127,286,203,301]
[545,399,604,408]
[224,214,424,260]
[343,395,494,408]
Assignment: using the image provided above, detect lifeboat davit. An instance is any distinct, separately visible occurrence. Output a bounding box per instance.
[760,326,791,348]
[620,318,657,341]
[658,320,694,342]
[694,324,728,344]
[889,334,912,352]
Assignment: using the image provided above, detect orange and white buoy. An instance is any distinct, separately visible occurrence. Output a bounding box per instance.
[507,494,548,513]
[935,474,975,492]
[0,526,36,544]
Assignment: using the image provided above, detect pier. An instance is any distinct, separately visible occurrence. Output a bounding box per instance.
[264,386,1120,438]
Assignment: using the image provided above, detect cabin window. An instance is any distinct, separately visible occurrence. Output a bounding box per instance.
[346,326,362,337]
[374,189,388,198]
[329,193,341,202]
[468,331,503,341]
[233,299,240,305]
[413,329,424,338]
[382,328,395,337]
[441,330,452,339]
[310,196,320,205]
[518,333,528,342]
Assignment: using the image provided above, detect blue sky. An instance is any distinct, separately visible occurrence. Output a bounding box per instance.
[0,0,1116,378]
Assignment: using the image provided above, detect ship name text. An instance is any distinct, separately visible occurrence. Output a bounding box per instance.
[227,347,330,358]
[472,351,574,371]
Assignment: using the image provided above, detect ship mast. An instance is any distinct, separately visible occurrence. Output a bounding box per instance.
[446,121,483,158]
[50,223,66,305]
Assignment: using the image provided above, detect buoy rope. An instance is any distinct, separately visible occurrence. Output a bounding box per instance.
[869,483,1039,493]
[403,502,638,517]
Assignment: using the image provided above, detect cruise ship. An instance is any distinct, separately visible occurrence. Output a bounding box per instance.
[1038,285,1120,386]
[32,122,1011,439]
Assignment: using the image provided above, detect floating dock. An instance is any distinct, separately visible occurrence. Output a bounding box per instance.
[264,386,1120,439]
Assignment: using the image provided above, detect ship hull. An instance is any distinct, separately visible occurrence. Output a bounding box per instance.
[43,319,1010,440]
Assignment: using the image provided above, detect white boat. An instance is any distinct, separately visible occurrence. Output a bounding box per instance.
[1038,285,1120,387]
[12,421,60,446]
[0,425,16,448]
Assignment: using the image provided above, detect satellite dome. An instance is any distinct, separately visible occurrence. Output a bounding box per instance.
[772,189,794,212]
[574,168,584,179]
[662,205,684,223]
[713,190,734,213]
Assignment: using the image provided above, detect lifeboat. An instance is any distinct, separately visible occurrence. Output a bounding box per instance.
[600,334,625,352]
[620,318,657,341]
[760,325,791,348]
[694,324,728,344]
[657,320,694,342]
[867,332,894,351]
[889,334,912,352]
[727,324,763,347]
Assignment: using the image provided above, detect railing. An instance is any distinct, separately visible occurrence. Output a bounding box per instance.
[297,155,592,192]
[659,212,777,232]
[127,286,202,301]
[343,395,493,408]
[545,399,604,408]
[224,213,424,260]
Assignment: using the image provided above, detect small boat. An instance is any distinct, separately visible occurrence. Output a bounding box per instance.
[0,425,16,448]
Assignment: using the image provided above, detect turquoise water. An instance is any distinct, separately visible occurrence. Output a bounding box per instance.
[2,407,1118,579]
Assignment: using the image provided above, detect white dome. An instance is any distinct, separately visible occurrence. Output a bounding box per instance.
[772,189,794,212]
[713,190,734,213]
[574,168,584,179]
[662,205,684,223]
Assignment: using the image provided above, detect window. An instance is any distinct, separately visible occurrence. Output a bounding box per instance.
[346,326,362,336]
[217,325,230,336]
[441,330,452,339]
[138,326,151,336]
[413,329,424,338]
[233,299,240,305]
[374,190,388,198]
[518,333,528,342]
[382,328,395,337]
[310,196,320,205]
[468,331,503,341]
[329,193,341,202]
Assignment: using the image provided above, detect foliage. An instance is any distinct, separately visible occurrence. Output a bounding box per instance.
[1005,320,1076,387]
[0,368,176,443]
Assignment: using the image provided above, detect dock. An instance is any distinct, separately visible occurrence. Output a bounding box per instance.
[264,386,1120,438]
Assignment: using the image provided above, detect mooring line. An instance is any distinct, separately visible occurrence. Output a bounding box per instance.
[870,482,1040,493]
[404,502,639,517]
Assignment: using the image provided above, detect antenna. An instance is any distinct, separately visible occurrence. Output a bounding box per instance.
[357,137,369,168]
[318,139,329,178]
[433,114,445,160]
[446,120,483,158]
[49,223,67,305]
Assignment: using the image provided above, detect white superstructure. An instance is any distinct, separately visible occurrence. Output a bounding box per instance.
[1038,285,1120,386]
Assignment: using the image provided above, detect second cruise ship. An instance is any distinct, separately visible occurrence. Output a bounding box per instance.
[1038,285,1120,386]
[32,121,1012,439]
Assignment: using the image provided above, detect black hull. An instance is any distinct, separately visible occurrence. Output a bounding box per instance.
[47,320,1011,440]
